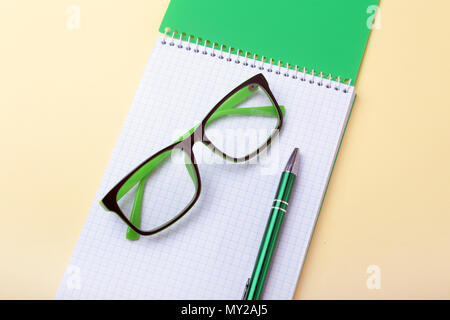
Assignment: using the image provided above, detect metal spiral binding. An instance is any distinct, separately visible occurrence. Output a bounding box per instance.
[161,30,352,93]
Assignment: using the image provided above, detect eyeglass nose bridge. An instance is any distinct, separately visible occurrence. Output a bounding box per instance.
[175,124,213,160]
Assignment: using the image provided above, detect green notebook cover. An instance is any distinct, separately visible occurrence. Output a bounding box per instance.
[159,0,379,82]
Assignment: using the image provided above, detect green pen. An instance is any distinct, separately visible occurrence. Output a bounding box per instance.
[243,148,300,300]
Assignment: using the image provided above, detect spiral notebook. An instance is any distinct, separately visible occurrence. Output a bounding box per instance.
[57,0,378,299]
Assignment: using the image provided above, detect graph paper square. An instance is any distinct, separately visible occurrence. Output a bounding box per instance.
[56,36,355,299]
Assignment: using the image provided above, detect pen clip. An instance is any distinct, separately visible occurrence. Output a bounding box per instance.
[241,278,250,300]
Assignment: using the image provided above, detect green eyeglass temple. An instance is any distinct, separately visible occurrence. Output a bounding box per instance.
[102,85,285,240]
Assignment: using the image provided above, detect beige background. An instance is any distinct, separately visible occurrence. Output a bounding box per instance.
[0,0,449,299]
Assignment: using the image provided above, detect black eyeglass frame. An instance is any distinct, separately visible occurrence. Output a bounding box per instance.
[101,73,284,236]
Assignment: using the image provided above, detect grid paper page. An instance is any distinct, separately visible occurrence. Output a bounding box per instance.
[56,36,355,299]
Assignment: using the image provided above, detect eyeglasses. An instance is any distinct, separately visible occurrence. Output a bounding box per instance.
[100,73,285,239]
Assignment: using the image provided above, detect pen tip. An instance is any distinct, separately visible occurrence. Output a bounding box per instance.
[284,148,300,175]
